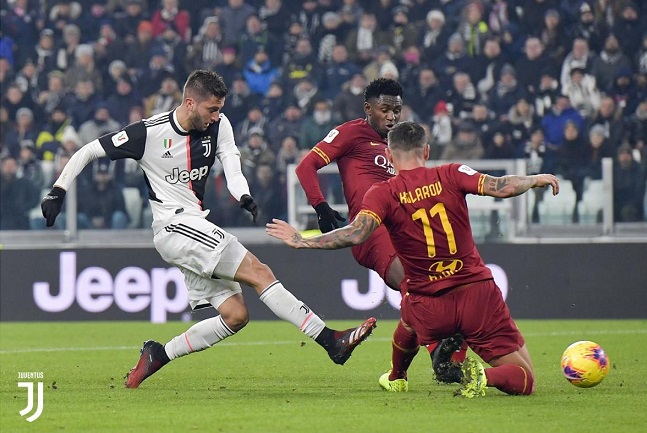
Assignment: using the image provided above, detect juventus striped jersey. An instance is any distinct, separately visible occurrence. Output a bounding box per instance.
[97,109,246,222]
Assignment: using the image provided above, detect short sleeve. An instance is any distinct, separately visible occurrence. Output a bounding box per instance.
[99,121,147,161]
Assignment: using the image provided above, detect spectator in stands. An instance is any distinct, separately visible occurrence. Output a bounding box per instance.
[433,33,471,88]
[219,0,256,48]
[396,45,422,90]
[441,120,485,161]
[275,135,300,186]
[540,9,569,64]
[2,82,36,123]
[607,67,640,118]
[587,96,623,149]
[217,47,242,89]
[151,0,191,44]
[77,159,129,229]
[387,5,418,53]
[418,9,450,65]
[331,72,366,123]
[78,103,121,144]
[486,64,526,120]
[64,44,103,94]
[142,72,180,117]
[507,96,540,149]
[156,26,188,83]
[562,67,601,118]
[515,37,554,95]
[36,105,71,162]
[300,99,334,150]
[459,1,490,57]
[560,120,588,222]
[47,1,82,40]
[521,126,548,223]
[94,19,128,75]
[446,72,478,123]
[105,60,129,98]
[484,125,517,161]
[65,78,100,129]
[533,68,561,117]
[571,2,607,53]
[258,0,291,39]
[292,0,324,37]
[519,0,556,37]
[54,24,81,72]
[249,163,282,225]
[345,12,389,66]
[291,77,323,115]
[115,0,149,43]
[243,48,280,97]
[36,70,66,118]
[105,76,143,126]
[613,143,646,222]
[137,44,174,97]
[583,124,615,180]
[4,107,38,159]
[259,82,288,122]
[0,154,40,230]
[266,103,304,149]
[560,38,595,90]
[473,38,508,98]
[321,44,360,100]
[235,105,268,146]
[238,14,281,68]
[239,127,276,181]
[362,45,395,83]
[591,34,632,92]
[185,17,223,72]
[124,20,156,72]
[17,139,45,191]
[627,98,647,154]
[314,12,346,65]
[14,59,44,105]
[226,75,260,127]
[283,37,321,89]
[611,2,643,58]
[404,67,442,123]
[430,100,452,160]
[541,95,583,174]
[3,0,41,69]
[636,33,647,74]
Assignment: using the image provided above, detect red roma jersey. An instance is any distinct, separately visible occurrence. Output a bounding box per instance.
[298,118,394,219]
[359,163,494,295]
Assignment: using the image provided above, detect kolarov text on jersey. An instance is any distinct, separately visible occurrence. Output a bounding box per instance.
[98,110,241,222]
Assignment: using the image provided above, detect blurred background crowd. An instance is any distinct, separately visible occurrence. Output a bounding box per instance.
[1,0,646,231]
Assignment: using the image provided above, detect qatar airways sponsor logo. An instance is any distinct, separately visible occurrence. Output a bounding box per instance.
[341,264,508,310]
[165,166,209,184]
[374,154,395,176]
[32,252,188,323]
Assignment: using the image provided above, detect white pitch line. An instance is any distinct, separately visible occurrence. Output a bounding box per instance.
[0,328,645,355]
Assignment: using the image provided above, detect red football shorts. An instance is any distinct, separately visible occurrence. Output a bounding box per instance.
[351,224,399,289]
[400,279,525,363]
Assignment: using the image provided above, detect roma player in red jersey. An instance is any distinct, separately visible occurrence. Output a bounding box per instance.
[296,78,465,388]
[268,121,560,397]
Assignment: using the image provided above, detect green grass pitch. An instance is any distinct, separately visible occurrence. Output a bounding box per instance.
[1,320,645,433]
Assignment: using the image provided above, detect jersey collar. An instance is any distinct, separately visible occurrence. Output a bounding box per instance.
[170,109,189,136]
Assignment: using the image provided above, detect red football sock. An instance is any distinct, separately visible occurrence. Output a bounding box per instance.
[484,364,534,395]
[451,341,469,363]
[389,321,419,381]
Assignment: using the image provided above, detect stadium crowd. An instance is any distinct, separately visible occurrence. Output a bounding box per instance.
[1,0,646,230]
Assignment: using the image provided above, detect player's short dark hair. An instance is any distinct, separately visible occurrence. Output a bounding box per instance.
[364,78,403,102]
[388,121,426,152]
[184,70,228,101]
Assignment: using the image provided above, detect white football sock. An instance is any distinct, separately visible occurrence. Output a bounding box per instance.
[164,315,235,360]
[259,281,326,339]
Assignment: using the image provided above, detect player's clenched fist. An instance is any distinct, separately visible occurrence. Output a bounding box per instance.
[41,186,66,227]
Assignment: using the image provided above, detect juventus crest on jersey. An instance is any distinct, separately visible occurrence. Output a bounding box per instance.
[98,109,241,222]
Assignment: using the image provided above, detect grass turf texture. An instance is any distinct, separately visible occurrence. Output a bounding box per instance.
[1,320,645,433]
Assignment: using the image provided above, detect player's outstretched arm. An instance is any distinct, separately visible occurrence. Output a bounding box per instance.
[266,214,378,250]
[483,174,559,199]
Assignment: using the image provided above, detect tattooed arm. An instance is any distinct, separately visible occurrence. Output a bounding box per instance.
[483,174,560,198]
[266,214,379,250]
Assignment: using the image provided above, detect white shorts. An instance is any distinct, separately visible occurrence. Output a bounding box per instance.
[153,212,247,310]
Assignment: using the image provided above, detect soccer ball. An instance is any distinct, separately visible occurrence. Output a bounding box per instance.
[561,340,610,388]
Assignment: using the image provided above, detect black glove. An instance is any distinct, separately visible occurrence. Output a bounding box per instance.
[314,201,346,233]
[41,186,66,227]
[240,194,258,223]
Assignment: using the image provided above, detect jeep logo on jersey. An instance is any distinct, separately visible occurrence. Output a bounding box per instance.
[165,166,208,184]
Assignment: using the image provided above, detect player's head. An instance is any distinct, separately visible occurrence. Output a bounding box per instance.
[364,78,403,138]
[182,70,228,131]
[386,121,429,164]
